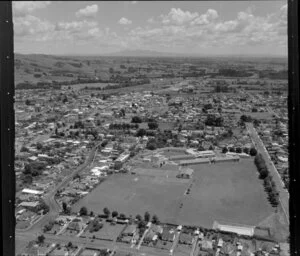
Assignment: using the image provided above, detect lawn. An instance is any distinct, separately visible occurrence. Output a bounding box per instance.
[82,222,125,241]
[154,239,174,251]
[44,223,63,235]
[175,243,193,256]
[49,246,77,256]
[16,220,31,229]
[73,159,273,229]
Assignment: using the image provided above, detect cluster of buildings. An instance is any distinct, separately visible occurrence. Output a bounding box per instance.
[15,72,289,256]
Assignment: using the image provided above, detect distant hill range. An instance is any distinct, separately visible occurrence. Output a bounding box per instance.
[14,52,287,88]
[102,50,188,57]
[102,49,287,60]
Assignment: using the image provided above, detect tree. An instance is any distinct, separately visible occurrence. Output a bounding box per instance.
[25,99,31,106]
[112,211,118,218]
[37,235,45,244]
[138,220,147,229]
[152,215,159,224]
[62,202,68,213]
[120,108,126,117]
[178,124,182,132]
[198,146,205,151]
[146,142,157,150]
[74,174,81,180]
[103,207,110,216]
[236,147,242,153]
[23,164,32,175]
[144,211,150,222]
[135,214,142,221]
[250,147,257,156]
[119,213,126,219]
[136,129,147,137]
[240,115,252,123]
[20,146,29,152]
[243,148,250,154]
[205,115,223,127]
[23,174,33,184]
[37,200,49,214]
[79,206,88,216]
[222,147,228,154]
[148,122,159,130]
[36,142,43,150]
[131,116,142,123]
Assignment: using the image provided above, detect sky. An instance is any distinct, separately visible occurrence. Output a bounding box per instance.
[13,1,288,56]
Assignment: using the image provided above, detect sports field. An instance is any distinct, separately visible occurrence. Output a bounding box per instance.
[72,174,187,223]
[72,159,273,228]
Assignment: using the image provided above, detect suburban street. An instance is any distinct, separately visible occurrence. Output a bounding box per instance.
[246,123,289,224]
[16,231,172,256]
[15,143,102,253]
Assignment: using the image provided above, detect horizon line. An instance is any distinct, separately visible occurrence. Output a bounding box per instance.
[14,52,288,58]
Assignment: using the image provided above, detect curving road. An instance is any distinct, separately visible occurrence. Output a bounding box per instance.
[16,142,102,234]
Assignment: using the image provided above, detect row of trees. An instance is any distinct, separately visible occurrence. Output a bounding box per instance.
[78,207,160,226]
[109,123,139,130]
[222,146,257,156]
[254,154,279,207]
[254,154,269,179]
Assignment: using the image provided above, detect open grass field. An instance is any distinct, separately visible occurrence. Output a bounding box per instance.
[174,159,274,227]
[72,174,188,222]
[73,159,273,229]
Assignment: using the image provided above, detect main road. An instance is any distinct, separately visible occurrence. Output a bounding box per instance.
[246,123,289,224]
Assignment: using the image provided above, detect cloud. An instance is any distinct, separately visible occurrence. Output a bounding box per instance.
[161,8,199,25]
[131,1,138,4]
[55,20,98,32]
[190,9,219,25]
[147,17,155,24]
[14,3,287,54]
[75,4,98,18]
[119,17,132,25]
[126,4,287,51]
[14,15,55,38]
[13,1,51,17]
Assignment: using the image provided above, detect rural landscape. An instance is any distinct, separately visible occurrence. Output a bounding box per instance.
[13,1,289,256]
